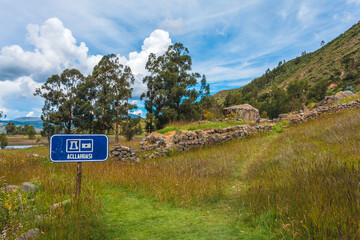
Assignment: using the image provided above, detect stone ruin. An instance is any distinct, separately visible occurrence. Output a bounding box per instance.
[140,124,273,159]
[223,104,260,123]
[110,91,360,161]
[289,99,360,125]
[319,90,354,106]
[110,144,140,162]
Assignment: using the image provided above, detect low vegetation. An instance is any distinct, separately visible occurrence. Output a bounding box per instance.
[1,106,359,239]
[157,120,249,134]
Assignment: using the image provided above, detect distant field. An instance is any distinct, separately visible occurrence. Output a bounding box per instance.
[1,108,359,239]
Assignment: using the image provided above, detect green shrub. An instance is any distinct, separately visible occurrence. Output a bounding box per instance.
[0,133,8,149]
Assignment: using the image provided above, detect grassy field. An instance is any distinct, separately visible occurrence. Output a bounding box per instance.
[1,108,359,239]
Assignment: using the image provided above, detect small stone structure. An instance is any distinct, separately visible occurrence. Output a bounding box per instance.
[223,104,260,122]
[289,100,360,125]
[140,124,272,159]
[319,90,354,106]
[110,144,140,162]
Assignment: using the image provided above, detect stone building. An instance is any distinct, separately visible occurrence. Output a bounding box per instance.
[223,104,260,122]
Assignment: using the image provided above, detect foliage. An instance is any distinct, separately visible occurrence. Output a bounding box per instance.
[5,122,16,135]
[5,123,37,136]
[35,69,87,134]
[121,117,142,141]
[91,54,135,136]
[0,133,8,149]
[27,125,36,139]
[141,43,209,130]
[344,85,356,93]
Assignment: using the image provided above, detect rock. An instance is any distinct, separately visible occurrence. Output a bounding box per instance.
[6,185,18,192]
[320,90,354,106]
[223,104,260,122]
[110,145,139,162]
[15,228,40,240]
[21,182,39,193]
[278,113,288,119]
[50,199,71,210]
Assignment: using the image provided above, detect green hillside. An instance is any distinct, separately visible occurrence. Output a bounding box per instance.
[213,20,360,117]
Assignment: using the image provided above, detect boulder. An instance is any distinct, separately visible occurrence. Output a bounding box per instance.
[320,90,354,106]
[6,185,18,192]
[15,228,40,240]
[21,182,39,193]
[223,104,260,122]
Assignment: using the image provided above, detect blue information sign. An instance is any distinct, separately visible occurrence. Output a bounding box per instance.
[50,134,109,162]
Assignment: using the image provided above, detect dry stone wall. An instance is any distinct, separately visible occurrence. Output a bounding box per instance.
[289,100,360,125]
[140,124,272,158]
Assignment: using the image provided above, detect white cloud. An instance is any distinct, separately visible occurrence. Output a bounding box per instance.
[0,76,42,103]
[130,110,143,116]
[120,29,172,97]
[0,17,102,81]
[26,111,34,117]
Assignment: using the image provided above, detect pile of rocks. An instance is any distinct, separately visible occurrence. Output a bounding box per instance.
[289,100,360,125]
[319,90,354,106]
[110,144,139,162]
[140,124,272,158]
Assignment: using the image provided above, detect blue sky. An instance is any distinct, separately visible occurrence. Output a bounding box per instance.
[0,0,359,119]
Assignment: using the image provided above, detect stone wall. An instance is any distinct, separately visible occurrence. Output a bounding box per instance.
[140,124,272,158]
[289,100,360,125]
[110,145,139,162]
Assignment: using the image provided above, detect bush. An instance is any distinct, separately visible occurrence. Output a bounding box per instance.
[344,85,356,93]
[0,133,8,149]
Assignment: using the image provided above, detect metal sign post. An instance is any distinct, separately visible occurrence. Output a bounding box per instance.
[50,134,109,198]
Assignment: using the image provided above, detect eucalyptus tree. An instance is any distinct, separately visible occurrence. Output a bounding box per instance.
[92,54,135,142]
[142,43,210,130]
[35,69,86,134]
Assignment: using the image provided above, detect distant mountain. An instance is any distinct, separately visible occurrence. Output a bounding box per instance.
[13,117,42,122]
[0,118,43,133]
[212,20,360,107]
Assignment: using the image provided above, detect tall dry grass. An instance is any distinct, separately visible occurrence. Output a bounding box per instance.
[238,108,360,239]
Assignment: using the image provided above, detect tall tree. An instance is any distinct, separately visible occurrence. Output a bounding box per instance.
[35,69,86,134]
[92,54,135,141]
[142,43,209,129]
[5,122,16,135]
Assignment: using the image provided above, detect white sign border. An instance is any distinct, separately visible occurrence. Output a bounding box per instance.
[49,134,109,163]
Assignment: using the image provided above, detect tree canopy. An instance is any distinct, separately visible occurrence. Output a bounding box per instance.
[141,43,209,130]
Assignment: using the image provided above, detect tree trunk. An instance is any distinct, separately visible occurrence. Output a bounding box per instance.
[115,101,119,143]
[126,97,129,141]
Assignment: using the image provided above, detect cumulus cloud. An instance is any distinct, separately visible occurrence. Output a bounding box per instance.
[120,29,172,97]
[0,17,102,81]
[26,111,34,117]
[0,76,42,103]
[0,17,172,118]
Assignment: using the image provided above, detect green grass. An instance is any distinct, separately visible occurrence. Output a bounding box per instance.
[1,107,360,239]
[100,186,242,240]
[157,121,249,134]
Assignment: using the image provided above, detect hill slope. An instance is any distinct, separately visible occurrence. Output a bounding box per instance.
[213,20,360,117]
